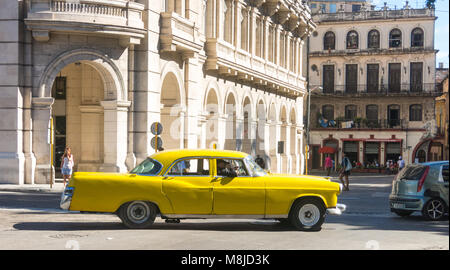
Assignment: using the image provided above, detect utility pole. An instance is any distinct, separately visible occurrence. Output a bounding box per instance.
[305,35,310,175]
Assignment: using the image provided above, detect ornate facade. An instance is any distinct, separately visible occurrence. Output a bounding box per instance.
[306,0,441,170]
[0,0,315,184]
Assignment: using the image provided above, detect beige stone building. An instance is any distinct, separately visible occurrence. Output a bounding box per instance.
[435,74,449,161]
[305,0,442,170]
[0,0,315,184]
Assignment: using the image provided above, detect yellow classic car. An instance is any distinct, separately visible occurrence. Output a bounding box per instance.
[61,149,346,231]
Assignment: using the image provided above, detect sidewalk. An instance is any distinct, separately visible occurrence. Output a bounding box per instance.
[0,182,65,193]
[307,169,393,178]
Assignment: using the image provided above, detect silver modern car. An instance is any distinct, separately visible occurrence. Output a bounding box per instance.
[390,161,449,220]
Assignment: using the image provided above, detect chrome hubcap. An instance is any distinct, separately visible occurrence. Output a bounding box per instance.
[299,204,320,227]
[427,200,444,220]
[127,201,150,224]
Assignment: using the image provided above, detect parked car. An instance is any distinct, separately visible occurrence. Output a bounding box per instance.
[390,161,449,220]
[61,149,346,231]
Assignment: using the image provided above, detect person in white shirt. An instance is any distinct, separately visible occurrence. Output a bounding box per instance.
[60,147,74,186]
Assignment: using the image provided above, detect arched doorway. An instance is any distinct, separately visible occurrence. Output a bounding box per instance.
[160,72,184,150]
[224,92,237,150]
[268,102,278,172]
[280,105,288,173]
[289,107,298,174]
[204,88,220,149]
[255,99,267,168]
[33,49,129,184]
[51,62,105,177]
[242,96,252,154]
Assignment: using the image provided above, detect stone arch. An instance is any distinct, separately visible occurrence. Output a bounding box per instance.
[255,96,267,120]
[268,100,278,160]
[241,95,253,154]
[38,48,125,101]
[223,86,240,117]
[203,80,223,115]
[268,99,278,121]
[224,88,238,151]
[160,61,186,109]
[160,69,185,150]
[203,84,221,149]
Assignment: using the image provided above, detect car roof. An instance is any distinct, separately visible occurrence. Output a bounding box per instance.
[420,161,449,166]
[149,149,249,167]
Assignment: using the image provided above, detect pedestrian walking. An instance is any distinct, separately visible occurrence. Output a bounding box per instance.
[397,156,405,171]
[60,147,74,186]
[339,152,352,191]
[324,155,333,176]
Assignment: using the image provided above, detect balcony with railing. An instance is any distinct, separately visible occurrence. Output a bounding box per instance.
[311,83,442,97]
[25,0,145,44]
[314,118,407,130]
[312,6,435,23]
[203,0,315,98]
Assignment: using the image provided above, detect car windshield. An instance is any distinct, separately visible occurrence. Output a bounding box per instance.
[397,165,428,181]
[130,158,162,175]
[244,155,267,177]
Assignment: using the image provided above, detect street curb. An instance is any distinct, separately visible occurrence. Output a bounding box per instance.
[0,185,64,194]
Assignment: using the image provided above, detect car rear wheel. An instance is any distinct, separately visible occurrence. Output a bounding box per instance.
[289,198,325,231]
[422,198,446,221]
[118,201,157,229]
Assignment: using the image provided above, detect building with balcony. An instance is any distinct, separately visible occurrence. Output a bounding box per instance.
[0,0,315,184]
[305,0,441,170]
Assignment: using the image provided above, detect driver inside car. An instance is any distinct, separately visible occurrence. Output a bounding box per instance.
[217,159,238,178]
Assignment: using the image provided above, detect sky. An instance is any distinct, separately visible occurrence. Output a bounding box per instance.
[371,0,449,68]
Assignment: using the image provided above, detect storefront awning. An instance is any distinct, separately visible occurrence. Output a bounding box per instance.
[318,146,336,154]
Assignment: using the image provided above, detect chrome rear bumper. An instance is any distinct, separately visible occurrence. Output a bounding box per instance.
[326,204,347,215]
[60,186,74,210]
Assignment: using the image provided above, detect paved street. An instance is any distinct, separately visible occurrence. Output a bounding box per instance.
[0,174,448,250]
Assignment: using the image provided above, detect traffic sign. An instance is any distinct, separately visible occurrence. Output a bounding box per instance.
[151,122,163,135]
[151,136,163,150]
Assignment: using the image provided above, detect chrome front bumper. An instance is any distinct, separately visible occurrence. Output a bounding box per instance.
[60,186,74,210]
[326,204,347,215]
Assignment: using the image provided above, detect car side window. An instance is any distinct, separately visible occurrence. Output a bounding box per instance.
[442,165,449,183]
[216,159,249,177]
[167,158,210,176]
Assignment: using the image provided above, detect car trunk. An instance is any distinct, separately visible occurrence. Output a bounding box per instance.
[392,164,429,196]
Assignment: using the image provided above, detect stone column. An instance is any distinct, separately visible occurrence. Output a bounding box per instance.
[249,7,257,55]
[275,24,282,66]
[134,0,162,163]
[0,0,27,184]
[183,52,201,149]
[100,100,131,172]
[31,97,54,184]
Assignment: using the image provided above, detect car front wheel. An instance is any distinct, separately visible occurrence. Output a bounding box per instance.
[118,201,157,229]
[289,198,325,231]
[422,198,446,221]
